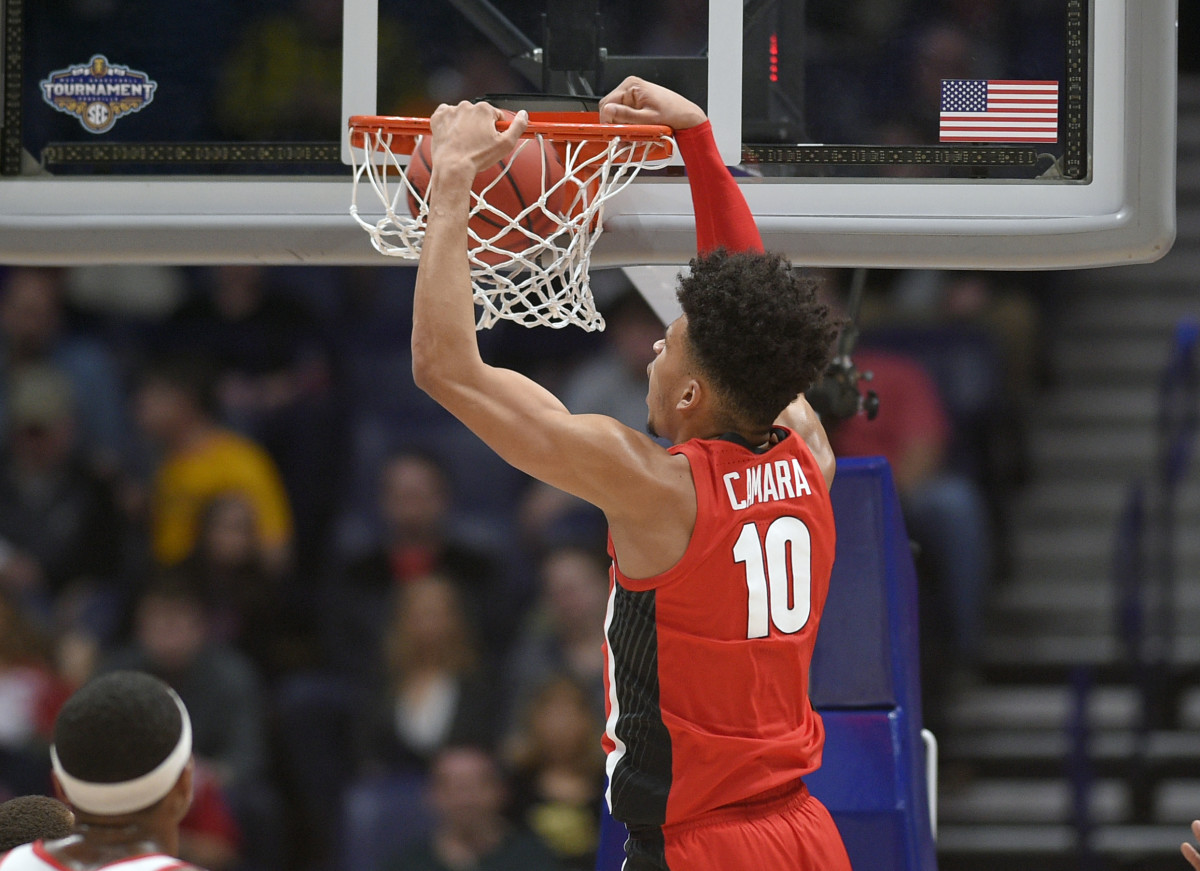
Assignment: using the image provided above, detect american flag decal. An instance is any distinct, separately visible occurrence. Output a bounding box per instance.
[939,79,1059,143]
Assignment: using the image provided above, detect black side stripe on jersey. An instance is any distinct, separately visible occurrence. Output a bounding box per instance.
[623,826,668,871]
[607,584,673,829]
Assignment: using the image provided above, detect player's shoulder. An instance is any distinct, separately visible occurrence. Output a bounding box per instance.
[575,411,689,485]
[0,845,204,871]
[0,843,36,865]
[0,844,41,871]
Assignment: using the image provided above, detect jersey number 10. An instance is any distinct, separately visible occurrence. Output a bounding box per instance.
[733,516,812,639]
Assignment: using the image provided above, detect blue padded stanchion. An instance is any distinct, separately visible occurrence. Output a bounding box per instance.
[595,456,937,871]
[806,456,937,871]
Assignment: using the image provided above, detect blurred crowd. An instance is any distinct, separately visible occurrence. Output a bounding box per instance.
[5,0,1073,869]
[0,262,635,871]
[819,266,1053,730]
[0,259,1051,871]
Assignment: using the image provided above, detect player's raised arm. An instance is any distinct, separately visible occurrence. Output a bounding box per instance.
[600,77,763,255]
[409,101,685,525]
[602,79,830,488]
[777,394,836,490]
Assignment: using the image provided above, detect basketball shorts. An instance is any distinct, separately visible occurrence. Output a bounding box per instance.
[623,781,852,871]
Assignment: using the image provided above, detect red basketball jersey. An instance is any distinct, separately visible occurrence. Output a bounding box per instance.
[602,426,837,829]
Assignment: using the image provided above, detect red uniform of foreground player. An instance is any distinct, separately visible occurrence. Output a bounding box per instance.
[411,78,851,871]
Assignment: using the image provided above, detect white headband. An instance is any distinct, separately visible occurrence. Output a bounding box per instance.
[51,689,193,816]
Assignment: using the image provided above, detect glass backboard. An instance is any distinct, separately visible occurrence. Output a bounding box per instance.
[0,0,1177,269]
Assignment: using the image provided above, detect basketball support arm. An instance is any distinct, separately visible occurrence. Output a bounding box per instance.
[445,0,807,144]
[805,268,880,425]
[444,0,709,107]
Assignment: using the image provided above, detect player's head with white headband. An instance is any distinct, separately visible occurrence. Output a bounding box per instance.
[50,671,194,831]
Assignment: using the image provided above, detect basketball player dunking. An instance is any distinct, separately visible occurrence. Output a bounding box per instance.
[412,78,852,871]
[0,671,204,871]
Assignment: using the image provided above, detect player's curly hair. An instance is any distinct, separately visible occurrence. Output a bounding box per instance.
[0,796,74,851]
[53,671,183,785]
[677,250,839,429]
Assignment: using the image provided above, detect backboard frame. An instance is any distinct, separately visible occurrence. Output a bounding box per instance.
[0,0,1177,270]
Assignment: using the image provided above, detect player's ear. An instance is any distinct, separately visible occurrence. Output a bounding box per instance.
[50,772,68,804]
[164,758,195,822]
[676,378,702,413]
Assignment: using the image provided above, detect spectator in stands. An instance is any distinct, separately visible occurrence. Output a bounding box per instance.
[930,0,1062,86]
[0,590,72,799]
[635,0,707,55]
[381,744,560,871]
[828,346,993,711]
[854,267,1039,579]
[99,575,276,871]
[101,576,268,790]
[505,677,604,871]
[356,575,501,775]
[562,288,664,436]
[175,764,243,871]
[327,450,509,673]
[215,0,427,140]
[520,288,663,551]
[879,2,1061,142]
[154,266,342,577]
[906,21,980,136]
[0,364,126,636]
[134,355,293,576]
[277,448,510,871]
[504,545,609,737]
[372,451,500,591]
[0,268,131,474]
[0,795,74,850]
[178,493,314,680]
[864,268,1043,401]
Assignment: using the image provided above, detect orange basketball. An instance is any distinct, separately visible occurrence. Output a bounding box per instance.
[406,112,566,260]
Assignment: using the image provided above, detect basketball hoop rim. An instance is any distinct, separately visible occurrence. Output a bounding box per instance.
[346,111,675,332]
[348,112,674,159]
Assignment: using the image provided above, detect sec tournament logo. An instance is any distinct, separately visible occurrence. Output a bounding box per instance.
[39,55,157,133]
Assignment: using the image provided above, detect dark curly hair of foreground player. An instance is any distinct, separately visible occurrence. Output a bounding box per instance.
[53,671,183,786]
[678,249,840,429]
[0,796,74,851]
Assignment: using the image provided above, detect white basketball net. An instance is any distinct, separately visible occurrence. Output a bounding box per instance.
[349,125,673,331]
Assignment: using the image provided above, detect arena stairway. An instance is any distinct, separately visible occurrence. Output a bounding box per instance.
[934,75,1200,871]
